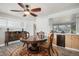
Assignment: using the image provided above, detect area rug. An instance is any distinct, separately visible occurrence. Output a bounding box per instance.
[11,46,48,56]
[0,42,79,56]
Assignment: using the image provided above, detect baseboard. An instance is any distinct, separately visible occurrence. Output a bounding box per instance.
[0,40,20,47]
[65,47,79,52]
[53,44,79,52]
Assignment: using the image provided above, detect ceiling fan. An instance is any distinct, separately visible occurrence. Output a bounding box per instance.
[10,3,41,17]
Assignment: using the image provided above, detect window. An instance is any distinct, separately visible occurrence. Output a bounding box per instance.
[0,20,6,27]
[53,24,71,33]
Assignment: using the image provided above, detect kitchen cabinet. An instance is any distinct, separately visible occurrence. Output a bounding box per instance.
[65,35,72,48]
[55,34,79,49]
[71,35,79,49]
[65,34,79,49]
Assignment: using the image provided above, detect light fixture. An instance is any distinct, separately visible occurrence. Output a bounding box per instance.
[24,11,30,15]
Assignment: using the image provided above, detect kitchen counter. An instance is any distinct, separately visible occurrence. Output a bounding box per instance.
[54,33,79,35]
[54,33,79,50]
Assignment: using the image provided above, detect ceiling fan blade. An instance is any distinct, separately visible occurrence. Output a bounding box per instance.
[31,8,41,12]
[10,10,24,12]
[30,12,37,17]
[18,3,26,10]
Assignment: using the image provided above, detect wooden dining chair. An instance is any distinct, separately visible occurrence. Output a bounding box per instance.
[39,32,59,56]
[21,32,30,47]
[37,31,45,39]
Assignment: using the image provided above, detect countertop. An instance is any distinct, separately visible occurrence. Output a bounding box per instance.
[54,33,79,35]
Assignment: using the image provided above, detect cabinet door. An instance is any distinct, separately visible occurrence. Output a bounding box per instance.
[65,35,72,48]
[71,35,79,49]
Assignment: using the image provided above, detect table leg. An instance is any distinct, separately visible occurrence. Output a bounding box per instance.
[27,43,29,49]
[23,43,25,47]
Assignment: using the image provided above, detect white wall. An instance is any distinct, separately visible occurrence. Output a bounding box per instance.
[49,8,79,18]
[0,17,34,44]
[36,8,79,36]
[0,28,6,44]
[36,17,50,36]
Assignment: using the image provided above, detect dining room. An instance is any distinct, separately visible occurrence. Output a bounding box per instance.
[0,3,79,56]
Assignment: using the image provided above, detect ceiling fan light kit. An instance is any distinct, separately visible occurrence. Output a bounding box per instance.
[10,3,41,17]
[24,11,30,15]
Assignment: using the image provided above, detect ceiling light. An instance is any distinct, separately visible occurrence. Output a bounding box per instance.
[24,11,30,15]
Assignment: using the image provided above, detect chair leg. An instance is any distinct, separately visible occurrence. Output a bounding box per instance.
[27,43,29,49]
[51,47,55,53]
[48,48,51,56]
[23,43,25,47]
[51,46,58,56]
[53,48,59,56]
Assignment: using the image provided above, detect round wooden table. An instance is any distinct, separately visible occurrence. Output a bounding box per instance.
[20,35,47,44]
[20,36,47,53]
[20,38,47,44]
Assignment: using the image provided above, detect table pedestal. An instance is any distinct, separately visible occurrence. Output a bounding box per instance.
[28,43,40,53]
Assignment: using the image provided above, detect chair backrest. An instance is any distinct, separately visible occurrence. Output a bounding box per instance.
[48,32,54,46]
[37,31,45,39]
[25,32,30,39]
[21,32,30,39]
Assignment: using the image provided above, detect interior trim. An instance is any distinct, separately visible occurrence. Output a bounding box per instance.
[65,47,79,52]
[53,44,79,52]
[0,40,20,47]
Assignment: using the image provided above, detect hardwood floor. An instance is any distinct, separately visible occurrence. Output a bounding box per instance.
[0,42,79,56]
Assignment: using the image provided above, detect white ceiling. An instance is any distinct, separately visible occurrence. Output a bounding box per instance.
[0,3,79,20]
